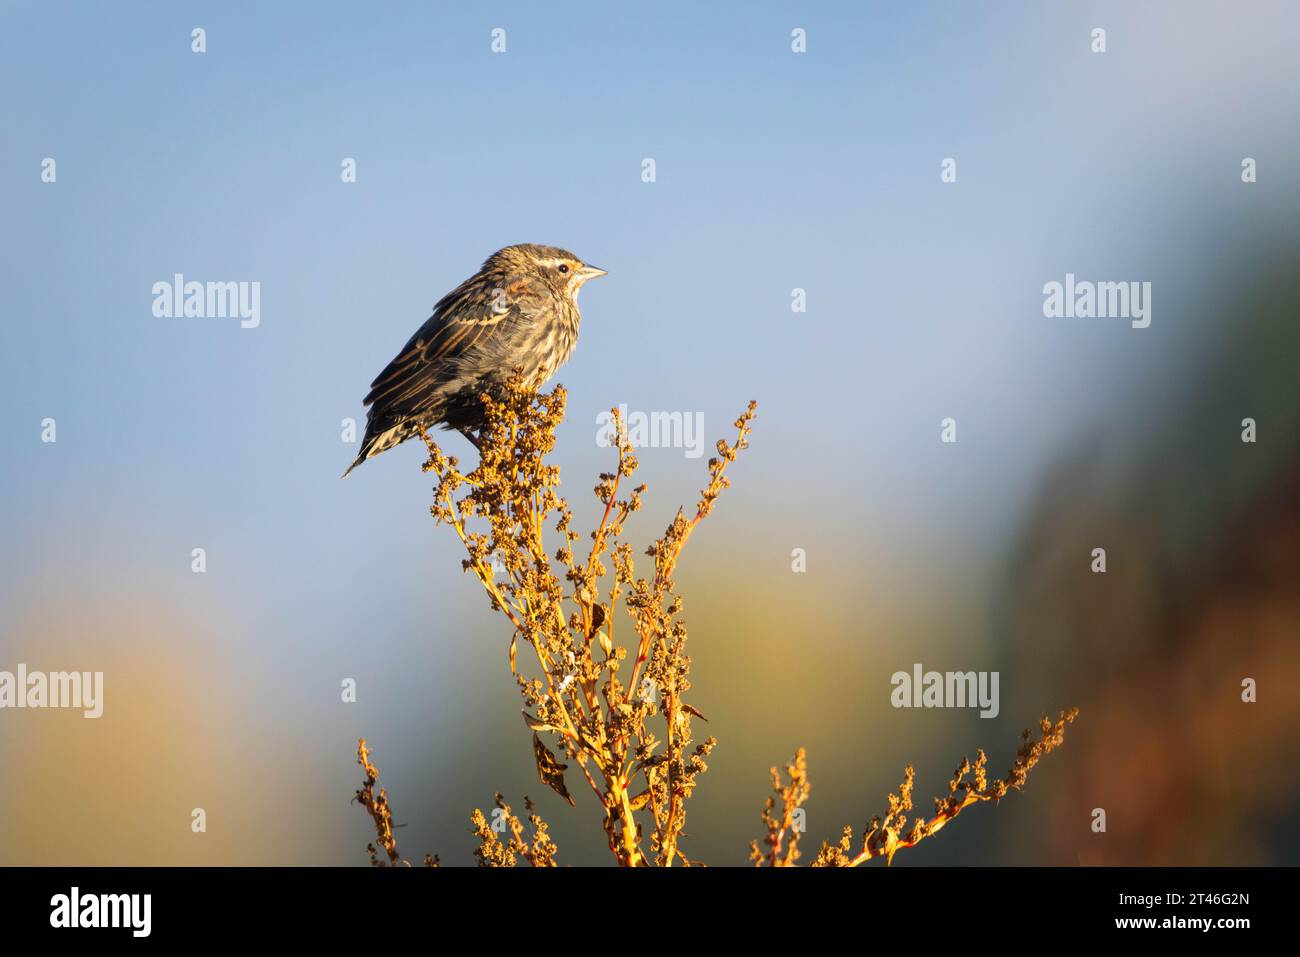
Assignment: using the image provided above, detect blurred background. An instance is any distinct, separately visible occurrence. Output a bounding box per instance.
[1,1,1297,865]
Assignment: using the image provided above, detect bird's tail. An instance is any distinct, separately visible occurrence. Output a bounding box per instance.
[341,422,410,478]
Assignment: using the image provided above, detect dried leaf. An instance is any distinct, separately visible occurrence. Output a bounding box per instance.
[522,711,563,734]
[532,733,576,807]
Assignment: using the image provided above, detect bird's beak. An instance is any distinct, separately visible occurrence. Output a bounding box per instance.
[578,264,608,281]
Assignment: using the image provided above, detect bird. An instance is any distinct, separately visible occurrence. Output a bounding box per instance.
[343,244,606,477]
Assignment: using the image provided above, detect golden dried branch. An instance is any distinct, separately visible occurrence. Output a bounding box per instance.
[749,748,811,867]
[354,738,438,867]
[471,795,559,867]
[354,380,1077,867]
[753,708,1079,867]
[403,374,752,867]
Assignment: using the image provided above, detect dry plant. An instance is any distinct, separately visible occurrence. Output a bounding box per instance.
[354,738,438,867]
[755,709,1078,867]
[354,374,1077,866]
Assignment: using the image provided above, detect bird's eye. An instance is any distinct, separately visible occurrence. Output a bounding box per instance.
[558,264,570,274]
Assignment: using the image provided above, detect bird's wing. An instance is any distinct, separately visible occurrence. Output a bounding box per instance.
[363,275,544,410]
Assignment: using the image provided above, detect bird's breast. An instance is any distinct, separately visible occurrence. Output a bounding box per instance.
[524,302,579,386]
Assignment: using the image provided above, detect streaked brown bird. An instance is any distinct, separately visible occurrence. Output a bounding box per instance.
[343,243,606,477]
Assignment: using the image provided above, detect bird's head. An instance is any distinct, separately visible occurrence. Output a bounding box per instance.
[491,244,607,300]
